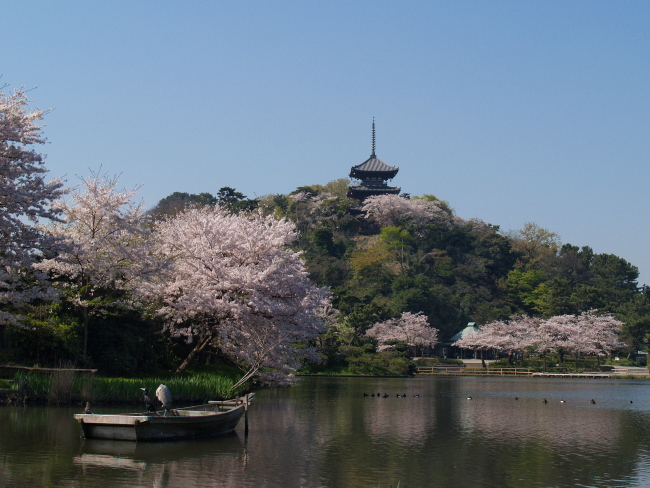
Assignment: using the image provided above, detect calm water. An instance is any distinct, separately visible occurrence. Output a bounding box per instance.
[2,376,650,488]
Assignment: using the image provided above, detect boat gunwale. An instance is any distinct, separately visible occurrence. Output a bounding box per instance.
[73,402,245,424]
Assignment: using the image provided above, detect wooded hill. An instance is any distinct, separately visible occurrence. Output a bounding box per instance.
[3,178,649,377]
[148,180,649,372]
[2,86,647,381]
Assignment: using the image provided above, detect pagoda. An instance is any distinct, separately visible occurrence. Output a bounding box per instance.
[347,120,400,201]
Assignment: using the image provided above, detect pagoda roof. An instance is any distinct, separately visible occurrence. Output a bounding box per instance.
[347,185,401,200]
[350,153,399,178]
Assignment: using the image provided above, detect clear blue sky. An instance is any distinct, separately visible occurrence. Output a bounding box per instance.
[3,1,649,285]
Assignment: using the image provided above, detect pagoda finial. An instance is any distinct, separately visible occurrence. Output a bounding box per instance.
[371,117,376,157]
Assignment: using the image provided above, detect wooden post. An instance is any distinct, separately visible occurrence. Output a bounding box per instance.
[244,393,249,436]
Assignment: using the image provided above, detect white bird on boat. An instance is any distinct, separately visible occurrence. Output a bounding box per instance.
[156,384,172,416]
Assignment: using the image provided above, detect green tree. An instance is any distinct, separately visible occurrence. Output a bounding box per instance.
[391,274,434,316]
[379,226,414,272]
[148,191,217,219]
[616,292,650,355]
[507,269,546,312]
[590,253,639,311]
[216,186,258,212]
[512,222,560,269]
[350,238,392,281]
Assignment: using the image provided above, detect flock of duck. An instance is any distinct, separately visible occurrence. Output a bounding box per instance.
[363,393,634,404]
[363,392,419,398]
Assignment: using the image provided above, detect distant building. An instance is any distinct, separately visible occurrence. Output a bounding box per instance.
[442,323,480,359]
[347,119,401,201]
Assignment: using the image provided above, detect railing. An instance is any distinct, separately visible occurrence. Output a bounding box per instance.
[416,367,533,376]
[416,366,649,378]
[609,368,649,377]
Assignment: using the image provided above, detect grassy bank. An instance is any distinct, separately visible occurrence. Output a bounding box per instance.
[6,371,248,404]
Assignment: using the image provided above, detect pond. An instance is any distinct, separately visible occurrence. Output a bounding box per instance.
[2,376,650,487]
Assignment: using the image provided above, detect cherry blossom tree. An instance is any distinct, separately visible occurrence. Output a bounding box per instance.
[362,194,451,229]
[365,311,439,354]
[454,315,540,362]
[0,86,64,325]
[541,310,625,367]
[456,311,625,369]
[578,310,625,358]
[532,315,572,368]
[37,171,152,360]
[143,205,331,387]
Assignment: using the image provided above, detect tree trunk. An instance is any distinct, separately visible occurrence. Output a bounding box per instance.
[176,335,213,373]
[82,307,89,364]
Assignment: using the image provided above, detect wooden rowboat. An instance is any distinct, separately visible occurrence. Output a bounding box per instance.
[74,395,253,442]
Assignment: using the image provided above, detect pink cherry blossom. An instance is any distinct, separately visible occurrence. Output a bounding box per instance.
[366,311,439,352]
[455,311,625,363]
[361,194,451,229]
[37,171,152,358]
[0,86,65,324]
[144,205,331,387]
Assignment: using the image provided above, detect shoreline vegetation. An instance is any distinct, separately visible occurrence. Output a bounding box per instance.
[0,369,248,405]
[299,353,647,375]
[1,354,647,405]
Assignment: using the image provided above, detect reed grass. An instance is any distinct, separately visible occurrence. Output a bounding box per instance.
[13,371,247,404]
[48,369,76,405]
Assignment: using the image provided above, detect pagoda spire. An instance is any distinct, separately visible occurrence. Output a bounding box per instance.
[347,119,400,202]
[371,117,376,158]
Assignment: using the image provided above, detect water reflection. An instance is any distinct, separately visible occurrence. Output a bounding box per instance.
[455,393,622,446]
[362,394,434,445]
[2,377,650,487]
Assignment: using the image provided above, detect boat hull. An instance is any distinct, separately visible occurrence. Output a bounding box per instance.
[74,402,246,442]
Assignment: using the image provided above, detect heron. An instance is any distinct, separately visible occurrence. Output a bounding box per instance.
[83,402,92,414]
[140,388,156,413]
[156,384,172,416]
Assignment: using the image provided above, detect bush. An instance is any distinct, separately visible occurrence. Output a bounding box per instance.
[1,317,79,367]
[605,357,637,367]
[347,351,415,376]
[415,358,464,367]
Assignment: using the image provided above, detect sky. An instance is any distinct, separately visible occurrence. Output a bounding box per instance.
[3,1,649,285]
